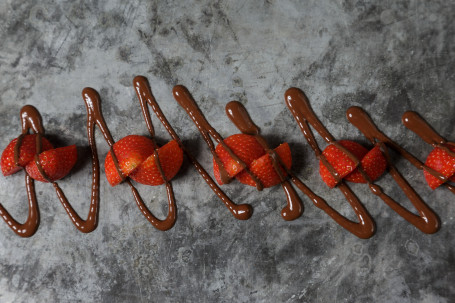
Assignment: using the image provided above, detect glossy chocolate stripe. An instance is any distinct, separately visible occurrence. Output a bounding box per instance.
[285,87,375,238]
[0,105,43,237]
[225,101,303,221]
[346,106,439,233]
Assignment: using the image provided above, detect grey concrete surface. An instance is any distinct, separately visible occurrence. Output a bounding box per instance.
[0,0,454,302]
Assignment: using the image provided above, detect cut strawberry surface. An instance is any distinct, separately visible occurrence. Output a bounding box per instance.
[344,145,388,183]
[129,140,184,186]
[104,135,156,186]
[1,134,53,176]
[319,140,386,188]
[236,142,292,188]
[213,134,265,185]
[319,140,367,188]
[423,144,455,189]
[25,145,77,182]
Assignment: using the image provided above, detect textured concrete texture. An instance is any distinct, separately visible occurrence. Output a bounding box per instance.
[0,0,454,302]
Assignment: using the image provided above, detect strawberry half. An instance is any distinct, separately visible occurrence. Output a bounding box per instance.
[236,142,292,188]
[129,140,184,186]
[25,145,77,182]
[1,134,53,176]
[344,145,388,183]
[104,135,156,186]
[213,134,265,184]
[423,144,455,189]
[319,140,387,188]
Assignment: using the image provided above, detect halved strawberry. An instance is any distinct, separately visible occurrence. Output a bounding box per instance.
[236,142,292,188]
[129,140,184,186]
[213,134,265,184]
[104,135,155,186]
[319,140,367,188]
[25,145,77,182]
[1,134,53,176]
[423,144,455,189]
[344,145,388,183]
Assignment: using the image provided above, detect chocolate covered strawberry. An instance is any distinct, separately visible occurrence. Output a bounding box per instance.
[1,134,53,176]
[319,140,387,188]
[212,134,292,188]
[104,135,184,186]
[423,144,455,189]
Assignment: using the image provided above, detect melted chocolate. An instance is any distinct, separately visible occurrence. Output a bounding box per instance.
[285,88,375,238]
[225,101,303,221]
[0,106,42,237]
[172,85,253,220]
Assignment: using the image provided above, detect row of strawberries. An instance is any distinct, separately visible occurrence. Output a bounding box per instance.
[1,119,454,192]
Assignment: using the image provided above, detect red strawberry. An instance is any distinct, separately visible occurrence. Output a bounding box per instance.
[344,145,388,183]
[319,140,367,188]
[25,145,77,182]
[104,135,155,186]
[129,140,184,186]
[423,144,455,189]
[236,142,292,188]
[213,134,265,184]
[1,134,53,176]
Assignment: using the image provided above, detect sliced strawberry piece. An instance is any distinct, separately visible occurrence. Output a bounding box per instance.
[104,135,155,186]
[1,134,53,176]
[423,144,455,189]
[129,140,184,186]
[319,140,367,188]
[236,142,292,188]
[344,145,387,183]
[25,145,77,182]
[213,134,265,184]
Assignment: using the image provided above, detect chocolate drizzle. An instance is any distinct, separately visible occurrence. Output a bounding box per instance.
[402,111,455,194]
[0,106,42,237]
[225,101,304,221]
[172,85,253,220]
[285,88,375,238]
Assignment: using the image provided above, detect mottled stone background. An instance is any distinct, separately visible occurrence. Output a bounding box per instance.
[0,0,454,302]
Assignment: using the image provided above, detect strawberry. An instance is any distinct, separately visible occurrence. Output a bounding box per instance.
[423,144,455,189]
[25,145,77,182]
[129,140,184,186]
[344,145,388,183]
[213,134,265,184]
[319,140,386,188]
[1,134,53,176]
[236,142,292,188]
[104,135,155,186]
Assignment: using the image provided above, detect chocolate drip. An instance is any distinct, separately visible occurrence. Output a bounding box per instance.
[346,106,440,234]
[285,88,375,238]
[225,101,303,221]
[172,85,253,220]
[0,105,43,237]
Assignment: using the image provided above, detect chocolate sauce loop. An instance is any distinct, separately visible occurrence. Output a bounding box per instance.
[285,88,375,238]
[172,85,253,220]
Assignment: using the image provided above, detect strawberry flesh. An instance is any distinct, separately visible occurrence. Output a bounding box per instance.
[129,140,184,186]
[213,134,265,185]
[1,134,53,176]
[423,144,455,189]
[236,142,292,188]
[25,145,77,182]
[104,135,156,186]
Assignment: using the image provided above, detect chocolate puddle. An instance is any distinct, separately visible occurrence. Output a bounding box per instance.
[285,88,375,238]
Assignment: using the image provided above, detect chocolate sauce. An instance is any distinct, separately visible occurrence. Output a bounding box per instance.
[0,106,42,237]
[402,111,455,194]
[225,101,303,221]
[172,85,254,220]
